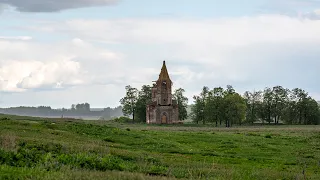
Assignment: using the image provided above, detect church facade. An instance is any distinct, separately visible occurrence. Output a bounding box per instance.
[146,61,180,124]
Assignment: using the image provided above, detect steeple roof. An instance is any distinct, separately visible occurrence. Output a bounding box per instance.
[157,60,171,83]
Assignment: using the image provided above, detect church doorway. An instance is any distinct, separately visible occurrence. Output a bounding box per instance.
[161,114,167,124]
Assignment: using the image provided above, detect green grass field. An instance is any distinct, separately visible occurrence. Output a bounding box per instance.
[0,114,320,180]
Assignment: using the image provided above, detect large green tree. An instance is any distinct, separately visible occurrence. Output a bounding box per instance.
[200,86,209,124]
[261,87,273,124]
[213,87,225,126]
[204,87,224,126]
[173,88,189,121]
[292,88,309,124]
[223,89,246,127]
[190,95,203,124]
[243,90,262,124]
[119,85,139,122]
[304,98,320,125]
[204,90,215,125]
[135,85,152,122]
[271,86,289,124]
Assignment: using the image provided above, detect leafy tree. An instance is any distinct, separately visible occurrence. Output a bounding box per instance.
[102,107,112,120]
[200,86,209,124]
[292,88,309,124]
[282,88,303,124]
[224,85,235,95]
[261,87,273,124]
[276,88,320,125]
[84,103,90,112]
[74,103,91,112]
[282,99,297,125]
[271,86,289,124]
[71,104,76,111]
[256,102,266,124]
[305,98,320,125]
[223,92,246,127]
[213,87,225,126]
[119,85,138,122]
[190,95,202,124]
[204,90,215,124]
[173,88,189,120]
[243,90,262,124]
[135,85,152,122]
[205,87,224,126]
[102,106,124,119]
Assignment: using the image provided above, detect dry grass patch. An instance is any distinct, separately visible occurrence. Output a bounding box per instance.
[0,133,17,151]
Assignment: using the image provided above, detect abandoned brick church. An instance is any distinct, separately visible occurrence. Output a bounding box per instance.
[146,61,180,124]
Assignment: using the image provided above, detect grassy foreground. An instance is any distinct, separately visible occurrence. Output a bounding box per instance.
[0,115,320,179]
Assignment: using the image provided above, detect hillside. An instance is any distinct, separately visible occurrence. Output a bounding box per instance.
[0,114,320,179]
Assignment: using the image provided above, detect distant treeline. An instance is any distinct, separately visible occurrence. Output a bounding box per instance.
[0,103,123,119]
[190,85,320,126]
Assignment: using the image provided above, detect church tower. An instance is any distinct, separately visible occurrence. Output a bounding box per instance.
[146,61,180,124]
[156,61,172,105]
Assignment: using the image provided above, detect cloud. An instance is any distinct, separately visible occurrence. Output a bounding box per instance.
[260,0,320,17]
[16,59,82,89]
[282,0,320,6]
[44,15,319,97]
[0,59,81,92]
[0,0,118,12]
[0,38,123,93]
[263,0,320,10]
[0,3,5,13]
[0,36,32,41]
[299,9,320,20]
[37,15,320,47]
[29,15,320,69]
[2,13,320,107]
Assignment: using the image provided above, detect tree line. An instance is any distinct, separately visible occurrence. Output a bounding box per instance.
[190,85,320,126]
[120,84,320,126]
[120,85,189,123]
[0,103,123,119]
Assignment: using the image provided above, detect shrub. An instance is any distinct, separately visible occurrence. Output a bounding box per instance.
[246,133,260,137]
[103,137,115,143]
[265,134,272,138]
[113,117,132,123]
[0,117,10,121]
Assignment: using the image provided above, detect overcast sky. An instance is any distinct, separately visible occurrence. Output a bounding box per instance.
[0,0,320,108]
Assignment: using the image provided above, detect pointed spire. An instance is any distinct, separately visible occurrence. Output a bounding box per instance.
[158,60,171,82]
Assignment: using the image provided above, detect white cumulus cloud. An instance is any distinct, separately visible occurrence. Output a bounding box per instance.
[0,37,122,93]
[0,58,83,92]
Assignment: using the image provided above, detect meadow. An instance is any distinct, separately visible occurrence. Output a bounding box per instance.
[0,114,319,180]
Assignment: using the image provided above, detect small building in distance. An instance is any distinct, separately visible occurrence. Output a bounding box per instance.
[146,61,180,124]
